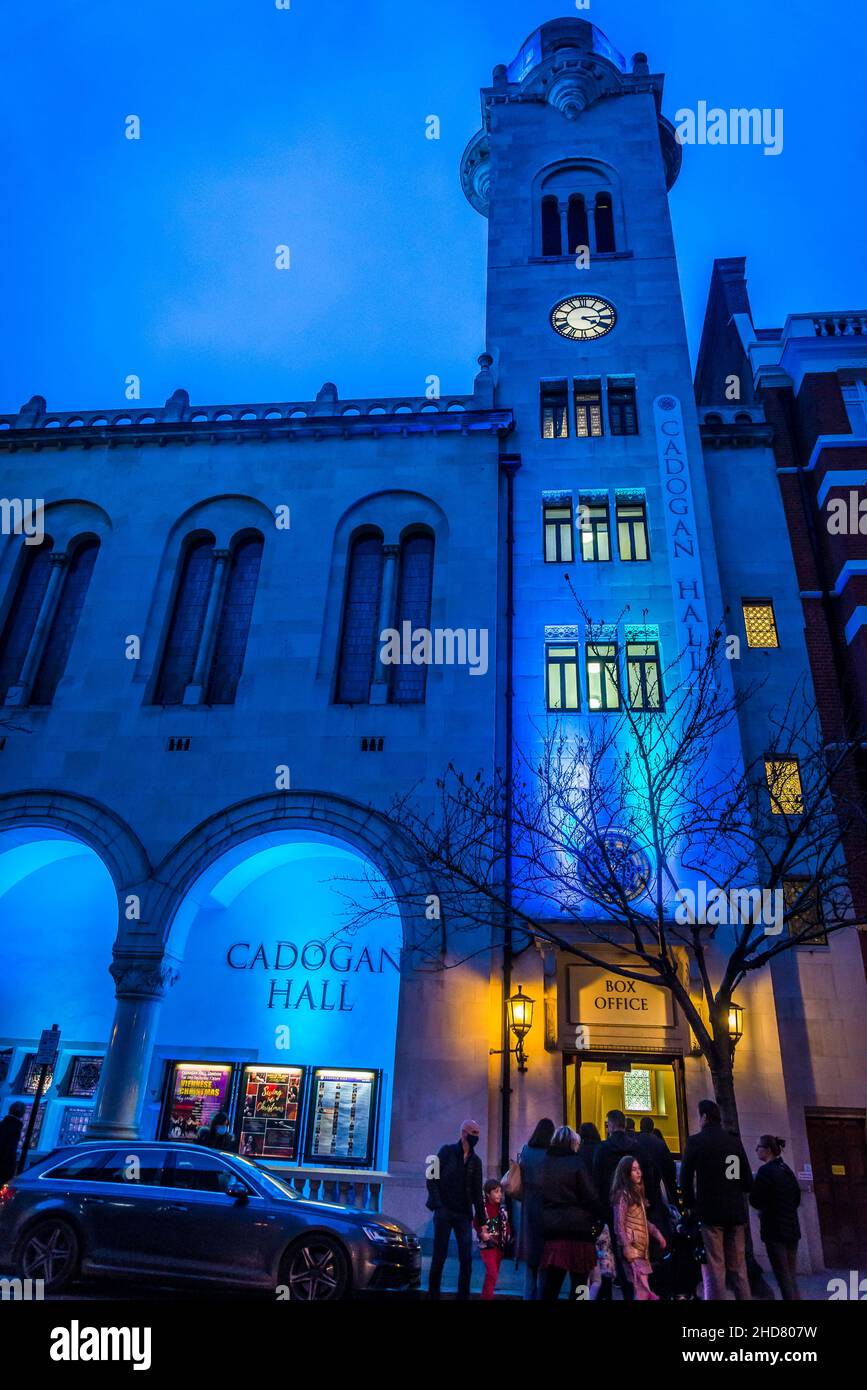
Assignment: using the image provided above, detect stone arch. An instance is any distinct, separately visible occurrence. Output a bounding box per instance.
[0,789,151,904]
[532,157,627,257]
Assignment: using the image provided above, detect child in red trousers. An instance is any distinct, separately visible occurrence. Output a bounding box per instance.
[475,1177,511,1299]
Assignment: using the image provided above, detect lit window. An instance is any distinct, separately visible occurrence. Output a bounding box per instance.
[541,381,569,439]
[840,379,867,435]
[783,879,827,945]
[579,497,610,562]
[743,601,779,648]
[546,644,580,711]
[586,642,620,711]
[608,379,638,435]
[617,497,649,561]
[765,758,803,815]
[574,379,603,438]
[543,501,574,563]
[626,642,663,711]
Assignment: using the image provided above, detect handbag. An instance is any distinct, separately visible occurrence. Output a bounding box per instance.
[501,1158,523,1202]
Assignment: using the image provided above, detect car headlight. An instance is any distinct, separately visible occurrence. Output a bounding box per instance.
[363,1224,404,1246]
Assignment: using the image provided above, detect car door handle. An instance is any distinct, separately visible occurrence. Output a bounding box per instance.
[81,1196,106,1204]
[160,1202,189,1212]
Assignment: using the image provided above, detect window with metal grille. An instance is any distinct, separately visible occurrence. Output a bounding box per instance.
[579,496,610,562]
[783,878,828,945]
[616,498,649,561]
[608,379,638,435]
[546,644,580,711]
[586,642,620,711]
[390,530,434,704]
[594,192,616,253]
[206,533,264,704]
[0,538,54,702]
[154,535,216,705]
[567,195,588,255]
[743,600,779,648]
[543,501,574,563]
[765,758,803,815]
[335,531,384,704]
[574,379,603,438]
[541,381,569,439]
[626,641,663,711]
[541,196,561,256]
[623,1069,653,1112]
[31,539,100,705]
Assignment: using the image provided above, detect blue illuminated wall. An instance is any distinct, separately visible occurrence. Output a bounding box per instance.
[144,832,402,1162]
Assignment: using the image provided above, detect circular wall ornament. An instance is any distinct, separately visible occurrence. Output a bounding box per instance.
[576,830,652,903]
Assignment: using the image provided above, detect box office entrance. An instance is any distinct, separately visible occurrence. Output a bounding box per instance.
[564,1052,686,1157]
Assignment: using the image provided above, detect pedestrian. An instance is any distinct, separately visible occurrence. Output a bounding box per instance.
[515,1117,556,1299]
[593,1221,616,1300]
[578,1121,603,1168]
[679,1099,753,1300]
[475,1177,511,1300]
[611,1155,667,1300]
[426,1119,486,1300]
[638,1115,678,1204]
[0,1101,26,1184]
[539,1126,602,1301]
[593,1108,659,1300]
[750,1135,802,1301]
[196,1110,233,1150]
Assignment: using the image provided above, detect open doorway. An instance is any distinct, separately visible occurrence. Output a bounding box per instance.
[564,1052,686,1157]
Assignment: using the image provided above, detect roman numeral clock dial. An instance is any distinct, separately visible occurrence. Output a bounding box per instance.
[550,295,617,341]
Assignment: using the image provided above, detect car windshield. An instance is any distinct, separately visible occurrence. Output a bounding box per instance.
[229,1154,299,1201]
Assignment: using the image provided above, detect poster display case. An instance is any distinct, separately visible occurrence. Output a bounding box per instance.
[22,1053,54,1095]
[67,1055,103,1098]
[161,1062,235,1141]
[303,1068,379,1168]
[57,1106,93,1146]
[237,1066,305,1160]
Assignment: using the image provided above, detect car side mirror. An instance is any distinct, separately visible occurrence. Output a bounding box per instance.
[225,1180,249,1204]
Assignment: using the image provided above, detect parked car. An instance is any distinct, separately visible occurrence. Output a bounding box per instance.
[0,1141,420,1299]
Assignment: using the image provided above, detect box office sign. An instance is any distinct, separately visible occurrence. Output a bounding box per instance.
[567,965,675,1029]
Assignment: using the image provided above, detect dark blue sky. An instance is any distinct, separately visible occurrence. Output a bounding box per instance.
[2,0,865,413]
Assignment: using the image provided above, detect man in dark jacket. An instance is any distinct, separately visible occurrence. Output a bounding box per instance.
[593,1109,659,1301]
[0,1101,26,1185]
[638,1116,678,1203]
[680,1099,753,1300]
[426,1119,485,1299]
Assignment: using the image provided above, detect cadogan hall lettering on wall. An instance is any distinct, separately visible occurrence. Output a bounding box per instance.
[653,395,710,683]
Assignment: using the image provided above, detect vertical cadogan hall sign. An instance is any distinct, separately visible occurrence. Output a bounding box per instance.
[654,395,710,681]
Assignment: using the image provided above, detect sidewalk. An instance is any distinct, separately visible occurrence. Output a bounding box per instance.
[421,1251,846,1300]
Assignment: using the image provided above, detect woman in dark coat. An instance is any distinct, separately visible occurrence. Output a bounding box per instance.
[539,1126,603,1301]
[0,1102,26,1185]
[515,1117,555,1300]
[750,1135,802,1300]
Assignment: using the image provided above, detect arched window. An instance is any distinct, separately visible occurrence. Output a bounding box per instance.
[594,193,616,253]
[567,195,589,255]
[206,533,264,705]
[390,530,434,704]
[31,538,100,705]
[541,195,562,257]
[336,531,384,704]
[0,539,54,703]
[154,534,216,705]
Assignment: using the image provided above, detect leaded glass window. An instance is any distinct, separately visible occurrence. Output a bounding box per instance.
[0,539,54,702]
[154,535,216,705]
[390,531,434,704]
[335,532,384,704]
[206,534,264,705]
[31,539,99,705]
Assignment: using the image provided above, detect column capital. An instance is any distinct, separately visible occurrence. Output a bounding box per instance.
[110,957,180,1000]
[212,547,231,562]
[382,543,400,558]
[48,551,69,568]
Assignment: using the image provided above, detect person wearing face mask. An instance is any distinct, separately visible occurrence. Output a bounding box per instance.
[426,1119,486,1299]
[196,1110,233,1151]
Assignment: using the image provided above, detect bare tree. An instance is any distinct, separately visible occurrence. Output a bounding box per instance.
[339,626,865,1135]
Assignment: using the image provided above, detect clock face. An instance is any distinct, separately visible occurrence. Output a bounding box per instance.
[550,295,617,341]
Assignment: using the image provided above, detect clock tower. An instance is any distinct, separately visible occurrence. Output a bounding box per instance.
[460,16,726,752]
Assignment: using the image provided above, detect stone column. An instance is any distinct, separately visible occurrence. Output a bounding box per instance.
[88,959,179,1141]
[4,552,68,706]
[369,543,400,705]
[183,547,230,705]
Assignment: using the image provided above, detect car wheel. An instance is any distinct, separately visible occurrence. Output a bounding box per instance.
[16,1218,80,1293]
[280,1235,350,1301]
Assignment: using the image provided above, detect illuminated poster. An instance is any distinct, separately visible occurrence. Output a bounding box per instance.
[163,1062,234,1141]
[58,1106,93,1146]
[22,1054,54,1095]
[305,1069,378,1168]
[238,1066,305,1160]
[68,1056,103,1098]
